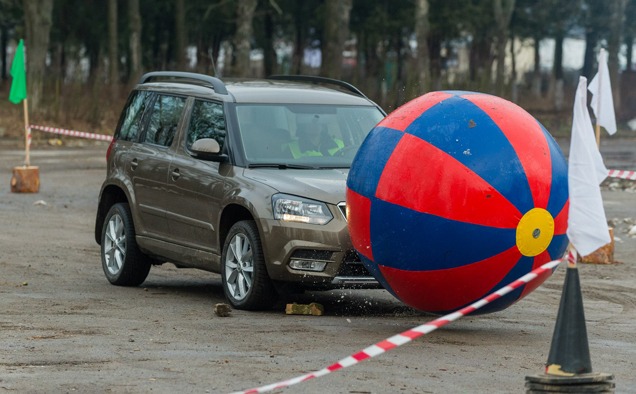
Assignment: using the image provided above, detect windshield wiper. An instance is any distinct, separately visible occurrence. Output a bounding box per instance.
[315,165,350,169]
[248,163,319,169]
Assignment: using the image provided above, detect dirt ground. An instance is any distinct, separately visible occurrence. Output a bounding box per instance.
[0,136,635,394]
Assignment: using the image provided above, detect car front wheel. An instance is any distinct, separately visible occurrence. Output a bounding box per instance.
[221,220,276,310]
[101,203,151,286]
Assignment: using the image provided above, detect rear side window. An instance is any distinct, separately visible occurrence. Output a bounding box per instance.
[143,94,187,147]
[118,90,152,141]
[185,99,227,151]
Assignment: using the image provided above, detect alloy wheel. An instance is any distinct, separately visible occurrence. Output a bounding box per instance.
[224,233,254,301]
[103,213,126,276]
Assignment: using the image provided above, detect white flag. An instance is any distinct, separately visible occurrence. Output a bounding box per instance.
[567,77,610,256]
[588,48,617,135]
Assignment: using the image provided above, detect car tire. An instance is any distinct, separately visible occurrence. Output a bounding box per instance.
[101,203,151,286]
[221,220,277,310]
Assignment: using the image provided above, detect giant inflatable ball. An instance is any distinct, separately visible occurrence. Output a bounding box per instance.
[347,91,569,314]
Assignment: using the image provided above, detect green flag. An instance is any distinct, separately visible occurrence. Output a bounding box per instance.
[9,39,27,104]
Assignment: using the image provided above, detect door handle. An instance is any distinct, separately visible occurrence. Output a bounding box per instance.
[131,158,138,170]
[171,168,180,181]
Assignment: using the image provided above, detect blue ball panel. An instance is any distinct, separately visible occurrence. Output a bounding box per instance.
[405,96,535,214]
[547,234,569,261]
[369,198,517,271]
[348,127,403,198]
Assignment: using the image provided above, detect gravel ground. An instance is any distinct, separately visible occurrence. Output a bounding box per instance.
[0,138,635,394]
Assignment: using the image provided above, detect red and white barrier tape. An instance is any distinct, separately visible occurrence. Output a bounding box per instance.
[607,169,636,180]
[30,124,113,142]
[233,255,570,394]
[23,124,636,181]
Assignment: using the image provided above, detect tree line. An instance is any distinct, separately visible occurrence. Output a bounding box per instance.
[0,0,634,126]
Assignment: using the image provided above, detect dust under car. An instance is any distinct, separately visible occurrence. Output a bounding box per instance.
[94,71,386,310]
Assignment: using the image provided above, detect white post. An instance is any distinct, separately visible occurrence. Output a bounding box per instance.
[23,98,31,167]
[594,49,604,147]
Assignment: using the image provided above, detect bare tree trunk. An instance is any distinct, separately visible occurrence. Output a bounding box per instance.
[23,0,53,112]
[222,41,233,76]
[210,36,222,75]
[414,0,431,94]
[50,41,63,120]
[292,3,304,75]
[510,31,517,102]
[626,34,634,71]
[363,33,380,102]
[321,0,352,79]
[429,40,442,90]
[263,10,275,76]
[108,0,119,99]
[582,28,598,79]
[608,0,627,114]
[175,0,187,70]
[493,0,515,97]
[1,26,7,80]
[532,36,541,98]
[395,33,405,106]
[128,0,142,85]
[469,37,493,91]
[234,0,257,77]
[549,30,564,110]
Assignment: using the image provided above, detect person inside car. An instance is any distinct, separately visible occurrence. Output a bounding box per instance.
[289,116,344,158]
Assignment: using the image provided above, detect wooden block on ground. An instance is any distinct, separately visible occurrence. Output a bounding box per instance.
[579,228,615,264]
[11,166,40,193]
[285,302,324,316]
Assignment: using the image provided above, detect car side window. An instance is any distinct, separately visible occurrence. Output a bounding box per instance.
[143,94,186,147]
[118,90,152,142]
[185,99,226,151]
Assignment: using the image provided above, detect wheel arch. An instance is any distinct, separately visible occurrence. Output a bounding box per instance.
[95,185,130,244]
[218,203,256,251]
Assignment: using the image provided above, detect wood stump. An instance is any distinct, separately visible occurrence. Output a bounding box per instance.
[11,166,40,193]
[579,228,615,264]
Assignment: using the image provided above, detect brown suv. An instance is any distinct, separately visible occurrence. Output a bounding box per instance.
[94,72,386,310]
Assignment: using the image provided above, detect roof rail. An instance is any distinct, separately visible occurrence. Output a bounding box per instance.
[267,74,367,99]
[139,71,228,95]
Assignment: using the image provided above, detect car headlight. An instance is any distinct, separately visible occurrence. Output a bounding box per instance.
[272,194,333,225]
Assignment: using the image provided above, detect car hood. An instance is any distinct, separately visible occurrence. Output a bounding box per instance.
[243,168,349,205]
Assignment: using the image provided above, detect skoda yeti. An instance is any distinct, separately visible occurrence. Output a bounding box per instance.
[95,72,386,310]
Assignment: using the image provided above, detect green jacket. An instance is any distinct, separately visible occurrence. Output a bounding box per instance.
[288,138,344,158]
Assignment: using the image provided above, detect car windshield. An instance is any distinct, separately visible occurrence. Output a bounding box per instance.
[235,104,385,168]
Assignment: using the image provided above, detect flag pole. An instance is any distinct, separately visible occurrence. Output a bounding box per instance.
[23,98,31,167]
[594,121,601,147]
[594,49,604,147]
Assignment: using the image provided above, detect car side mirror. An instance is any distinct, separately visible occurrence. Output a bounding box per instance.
[190,138,227,162]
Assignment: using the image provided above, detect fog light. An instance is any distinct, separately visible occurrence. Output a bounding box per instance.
[289,259,327,272]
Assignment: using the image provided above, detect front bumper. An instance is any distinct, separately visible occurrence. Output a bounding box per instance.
[257,215,381,289]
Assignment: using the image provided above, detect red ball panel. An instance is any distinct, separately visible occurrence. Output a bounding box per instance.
[465,94,553,209]
[376,133,521,228]
[378,246,522,312]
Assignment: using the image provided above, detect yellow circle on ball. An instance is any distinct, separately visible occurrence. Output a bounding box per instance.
[516,208,555,257]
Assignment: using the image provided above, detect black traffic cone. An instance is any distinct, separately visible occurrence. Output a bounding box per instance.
[545,263,591,375]
[525,258,614,393]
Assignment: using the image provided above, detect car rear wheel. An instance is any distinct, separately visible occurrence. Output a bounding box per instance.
[101,203,151,286]
[221,220,276,310]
